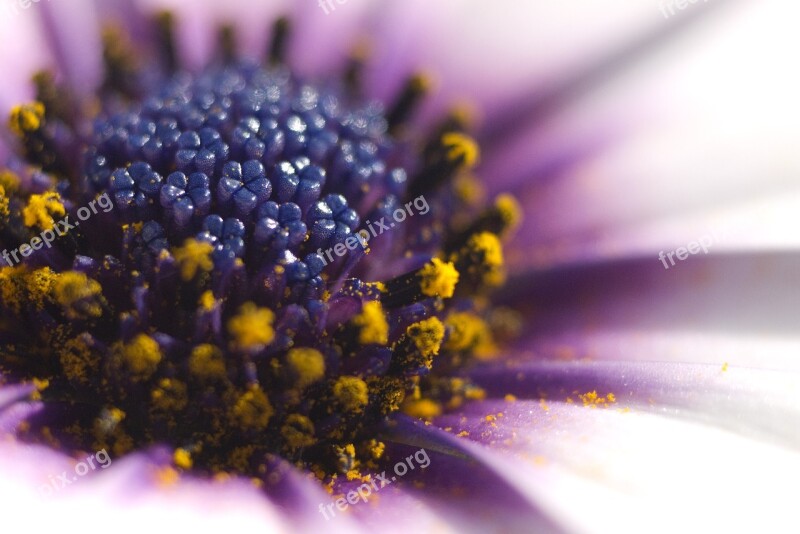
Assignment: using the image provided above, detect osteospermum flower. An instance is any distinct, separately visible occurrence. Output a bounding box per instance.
[2,1,800,533]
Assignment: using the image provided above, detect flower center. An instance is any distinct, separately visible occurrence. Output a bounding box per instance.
[0,15,521,480]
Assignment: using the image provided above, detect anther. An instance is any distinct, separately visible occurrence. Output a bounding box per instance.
[154,11,178,73]
[407,131,479,199]
[268,17,291,65]
[387,73,431,135]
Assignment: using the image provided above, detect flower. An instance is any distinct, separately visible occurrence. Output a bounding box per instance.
[2,1,800,533]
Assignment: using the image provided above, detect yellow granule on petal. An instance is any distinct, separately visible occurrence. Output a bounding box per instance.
[407,317,445,358]
[154,466,180,487]
[172,238,214,281]
[189,344,226,381]
[419,258,459,299]
[402,398,442,420]
[286,347,325,389]
[173,448,193,470]
[231,385,274,431]
[22,191,65,231]
[333,376,369,413]
[352,301,389,345]
[117,334,162,381]
[227,302,275,350]
[578,390,617,408]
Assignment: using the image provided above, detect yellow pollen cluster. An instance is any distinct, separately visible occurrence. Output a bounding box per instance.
[188,344,226,380]
[173,448,193,470]
[281,414,316,449]
[352,301,389,345]
[494,193,522,233]
[53,271,104,319]
[0,170,20,194]
[118,334,162,381]
[459,232,505,287]
[9,102,45,135]
[0,267,59,313]
[231,385,274,431]
[151,378,189,411]
[198,290,216,311]
[419,258,459,298]
[0,185,8,221]
[59,335,98,386]
[227,302,275,350]
[401,398,442,420]
[286,347,326,389]
[172,238,214,281]
[444,312,492,352]
[22,191,65,230]
[333,376,369,413]
[407,317,445,358]
[442,132,480,169]
[578,391,617,408]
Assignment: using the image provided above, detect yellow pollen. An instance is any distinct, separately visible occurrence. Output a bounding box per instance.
[0,185,8,221]
[281,414,317,449]
[0,170,20,194]
[578,390,617,408]
[172,238,214,281]
[118,334,162,381]
[188,344,226,380]
[419,258,459,298]
[9,102,45,135]
[494,193,522,233]
[59,335,98,386]
[407,317,445,358]
[151,378,188,411]
[458,231,505,287]
[53,271,104,319]
[231,385,274,431]
[444,312,493,353]
[401,398,442,420]
[227,302,275,350]
[22,191,66,230]
[198,290,217,310]
[286,347,326,389]
[333,376,369,413]
[442,132,480,168]
[173,448,193,470]
[352,301,389,345]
